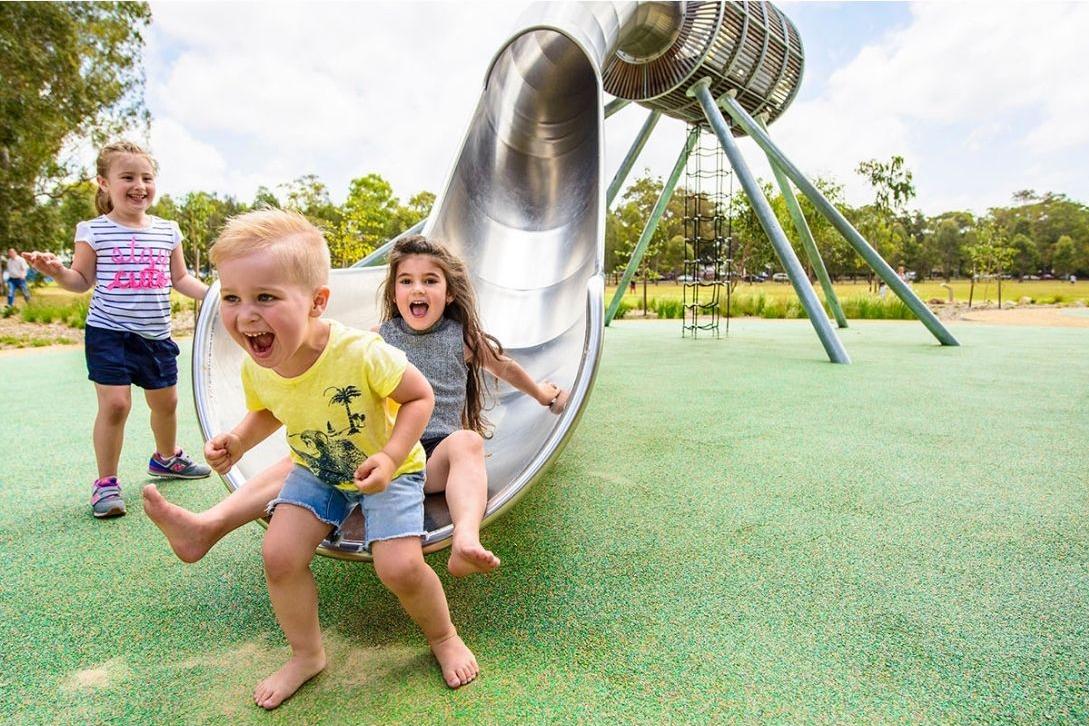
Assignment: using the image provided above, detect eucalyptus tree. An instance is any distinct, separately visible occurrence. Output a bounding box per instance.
[0,2,151,245]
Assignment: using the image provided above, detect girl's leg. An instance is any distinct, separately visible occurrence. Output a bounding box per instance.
[425,430,499,576]
[371,537,479,688]
[144,385,178,459]
[254,503,332,710]
[93,384,131,479]
[142,456,293,563]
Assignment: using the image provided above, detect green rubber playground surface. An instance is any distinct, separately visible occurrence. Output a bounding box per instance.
[1,319,1086,723]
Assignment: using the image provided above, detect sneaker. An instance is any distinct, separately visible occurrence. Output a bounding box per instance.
[148,449,212,480]
[91,477,126,518]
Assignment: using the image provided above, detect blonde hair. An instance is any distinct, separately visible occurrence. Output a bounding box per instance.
[382,235,503,436]
[210,209,330,291]
[95,140,157,215]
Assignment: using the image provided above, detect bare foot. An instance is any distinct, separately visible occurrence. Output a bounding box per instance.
[253,652,326,710]
[447,537,500,578]
[141,484,214,563]
[429,633,478,688]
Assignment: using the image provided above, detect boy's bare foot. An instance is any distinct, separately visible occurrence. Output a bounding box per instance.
[141,484,214,563]
[447,537,500,577]
[253,652,326,710]
[429,633,478,688]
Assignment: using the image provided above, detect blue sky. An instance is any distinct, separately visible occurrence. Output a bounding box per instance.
[140,1,1089,216]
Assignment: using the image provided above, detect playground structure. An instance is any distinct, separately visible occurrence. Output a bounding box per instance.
[192,1,959,560]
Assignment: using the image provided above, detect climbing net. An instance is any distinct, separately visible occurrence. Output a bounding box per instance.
[682,124,734,337]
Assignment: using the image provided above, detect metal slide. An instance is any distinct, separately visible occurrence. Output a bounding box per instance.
[191,4,654,559]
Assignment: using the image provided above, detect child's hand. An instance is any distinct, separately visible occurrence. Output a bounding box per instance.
[22,251,65,277]
[205,433,242,474]
[355,452,395,494]
[537,380,569,414]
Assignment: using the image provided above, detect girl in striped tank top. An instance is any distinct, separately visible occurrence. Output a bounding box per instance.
[23,141,212,519]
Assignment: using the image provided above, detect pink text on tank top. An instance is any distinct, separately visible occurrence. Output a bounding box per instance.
[107,237,170,290]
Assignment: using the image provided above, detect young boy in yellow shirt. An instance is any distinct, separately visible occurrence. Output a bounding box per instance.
[205,209,478,709]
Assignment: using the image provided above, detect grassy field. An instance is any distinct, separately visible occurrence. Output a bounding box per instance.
[610,279,1089,308]
[1,319,1086,723]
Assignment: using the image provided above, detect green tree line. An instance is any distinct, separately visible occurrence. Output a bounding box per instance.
[607,164,1089,283]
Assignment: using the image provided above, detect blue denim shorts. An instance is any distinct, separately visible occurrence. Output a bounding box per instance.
[268,465,426,549]
[84,324,179,389]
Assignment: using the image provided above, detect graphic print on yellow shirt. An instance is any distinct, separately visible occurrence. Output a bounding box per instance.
[241,321,426,490]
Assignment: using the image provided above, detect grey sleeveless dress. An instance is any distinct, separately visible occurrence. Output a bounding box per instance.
[378,317,467,452]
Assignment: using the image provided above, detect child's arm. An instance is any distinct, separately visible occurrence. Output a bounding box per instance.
[169,246,209,301]
[354,363,433,494]
[205,409,283,474]
[22,243,96,293]
[475,337,567,411]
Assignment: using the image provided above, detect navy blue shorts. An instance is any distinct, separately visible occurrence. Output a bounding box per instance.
[420,434,450,459]
[84,324,180,390]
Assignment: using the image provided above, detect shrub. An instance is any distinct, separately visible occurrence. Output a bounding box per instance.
[653,298,685,319]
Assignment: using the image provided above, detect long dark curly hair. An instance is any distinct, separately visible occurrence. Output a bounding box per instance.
[381,235,503,436]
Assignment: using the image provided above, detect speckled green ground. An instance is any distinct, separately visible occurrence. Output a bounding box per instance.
[1,320,1086,724]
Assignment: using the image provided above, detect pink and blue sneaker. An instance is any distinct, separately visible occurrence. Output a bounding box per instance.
[148,449,212,480]
[91,477,126,518]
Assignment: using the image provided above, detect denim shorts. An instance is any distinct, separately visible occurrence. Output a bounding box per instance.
[84,324,179,389]
[268,465,426,549]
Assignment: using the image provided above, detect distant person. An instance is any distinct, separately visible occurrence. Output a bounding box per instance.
[1071,274,1077,284]
[629,278,636,293]
[21,140,210,519]
[5,248,31,307]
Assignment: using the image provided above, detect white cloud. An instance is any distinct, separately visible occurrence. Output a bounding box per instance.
[142,1,1089,216]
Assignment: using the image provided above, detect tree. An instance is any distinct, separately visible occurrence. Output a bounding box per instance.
[1052,235,1076,276]
[1007,233,1040,278]
[333,173,401,267]
[0,2,152,245]
[856,155,916,288]
[252,186,281,209]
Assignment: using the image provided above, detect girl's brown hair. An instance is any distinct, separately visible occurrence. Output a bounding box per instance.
[382,235,503,436]
[95,140,157,215]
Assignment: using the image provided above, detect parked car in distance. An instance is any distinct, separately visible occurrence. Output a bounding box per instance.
[771,272,789,282]
[742,273,767,282]
[904,270,917,281]
[677,274,696,282]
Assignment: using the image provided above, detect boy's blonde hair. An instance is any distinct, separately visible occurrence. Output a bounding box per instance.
[210,209,330,291]
[95,140,157,215]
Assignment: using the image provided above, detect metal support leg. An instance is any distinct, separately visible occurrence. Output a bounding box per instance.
[605,126,698,326]
[689,79,850,364]
[605,98,631,118]
[716,90,958,346]
[607,110,661,207]
[758,117,848,329]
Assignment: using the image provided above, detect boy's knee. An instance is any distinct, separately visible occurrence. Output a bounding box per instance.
[262,541,309,582]
[374,549,429,594]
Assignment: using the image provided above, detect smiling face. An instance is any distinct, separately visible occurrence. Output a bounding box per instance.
[394,254,453,331]
[217,248,330,377]
[99,153,156,223]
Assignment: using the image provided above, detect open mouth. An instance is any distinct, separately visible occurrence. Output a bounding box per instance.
[244,331,275,356]
[409,301,429,319]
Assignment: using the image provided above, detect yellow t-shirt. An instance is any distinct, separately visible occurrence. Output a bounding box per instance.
[241,320,426,490]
